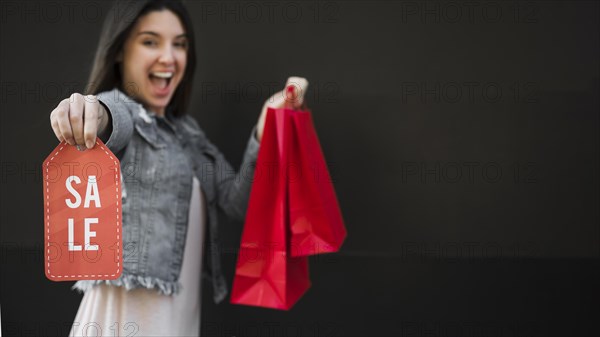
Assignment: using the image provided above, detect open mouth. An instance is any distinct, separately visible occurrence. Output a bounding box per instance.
[149,71,173,90]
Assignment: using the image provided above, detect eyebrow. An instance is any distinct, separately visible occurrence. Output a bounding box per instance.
[137,31,187,38]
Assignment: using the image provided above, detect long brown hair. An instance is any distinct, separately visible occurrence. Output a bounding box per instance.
[85,0,196,117]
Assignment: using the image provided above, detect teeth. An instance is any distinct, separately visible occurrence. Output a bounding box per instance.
[151,72,173,78]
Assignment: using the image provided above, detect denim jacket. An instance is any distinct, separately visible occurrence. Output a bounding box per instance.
[72,88,260,304]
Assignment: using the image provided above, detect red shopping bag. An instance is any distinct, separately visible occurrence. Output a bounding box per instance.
[288,110,347,256]
[230,107,311,310]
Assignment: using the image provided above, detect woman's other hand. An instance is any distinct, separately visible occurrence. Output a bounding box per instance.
[50,93,110,150]
[256,76,309,142]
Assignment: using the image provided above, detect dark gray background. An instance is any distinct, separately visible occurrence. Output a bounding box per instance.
[1,1,598,336]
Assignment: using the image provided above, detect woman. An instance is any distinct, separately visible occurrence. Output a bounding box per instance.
[49,1,308,335]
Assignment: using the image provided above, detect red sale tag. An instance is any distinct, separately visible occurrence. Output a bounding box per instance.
[42,139,122,281]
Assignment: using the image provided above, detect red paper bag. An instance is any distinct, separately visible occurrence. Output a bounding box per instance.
[288,110,347,256]
[43,139,122,281]
[230,107,311,310]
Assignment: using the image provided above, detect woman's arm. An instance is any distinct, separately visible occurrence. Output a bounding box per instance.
[256,77,309,142]
[95,89,135,154]
[214,77,309,220]
[49,89,134,154]
[50,93,108,149]
[212,126,261,221]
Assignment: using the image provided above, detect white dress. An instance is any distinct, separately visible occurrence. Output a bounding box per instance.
[69,177,207,337]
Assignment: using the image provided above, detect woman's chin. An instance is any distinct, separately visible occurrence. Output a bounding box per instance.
[144,98,170,115]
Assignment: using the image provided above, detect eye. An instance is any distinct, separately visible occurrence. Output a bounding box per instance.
[174,40,188,49]
[142,39,158,47]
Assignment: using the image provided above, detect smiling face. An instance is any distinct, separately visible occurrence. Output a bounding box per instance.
[119,10,188,116]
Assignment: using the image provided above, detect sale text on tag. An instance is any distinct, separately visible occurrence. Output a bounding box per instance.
[42,139,122,281]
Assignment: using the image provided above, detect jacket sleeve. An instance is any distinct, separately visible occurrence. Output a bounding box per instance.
[209,125,261,221]
[96,88,135,155]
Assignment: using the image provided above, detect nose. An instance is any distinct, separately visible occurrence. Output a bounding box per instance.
[158,45,175,65]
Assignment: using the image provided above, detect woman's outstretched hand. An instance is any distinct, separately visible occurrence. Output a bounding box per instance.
[50,93,110,150]
[256,77,309,142]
